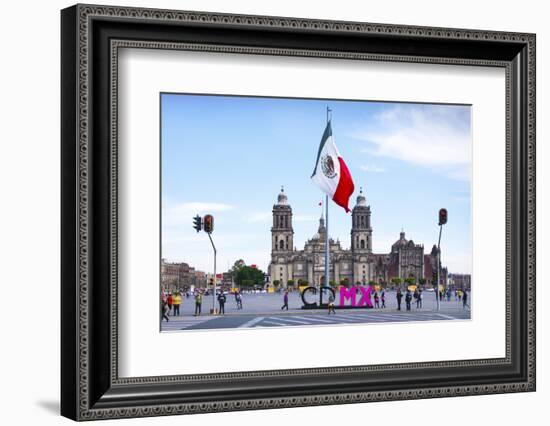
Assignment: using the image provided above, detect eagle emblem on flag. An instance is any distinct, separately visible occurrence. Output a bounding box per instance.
[321,154,337,179]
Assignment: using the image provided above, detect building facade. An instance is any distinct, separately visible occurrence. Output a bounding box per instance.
[448,273,471,290]
[161,259,207,291]
[268,187,446,288]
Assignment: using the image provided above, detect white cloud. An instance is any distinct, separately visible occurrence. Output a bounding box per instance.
[352,105,471,181]
[360,164,386,173]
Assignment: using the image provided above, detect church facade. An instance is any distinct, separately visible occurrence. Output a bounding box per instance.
[268,187,446,287]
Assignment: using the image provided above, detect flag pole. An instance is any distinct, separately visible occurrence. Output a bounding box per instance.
[324,107,331,291]
[325,194,329,289]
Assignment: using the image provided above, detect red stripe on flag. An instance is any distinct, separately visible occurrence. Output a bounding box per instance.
[333,157,355,212]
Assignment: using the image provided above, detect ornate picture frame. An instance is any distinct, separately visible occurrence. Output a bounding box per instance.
[61,4,535,420]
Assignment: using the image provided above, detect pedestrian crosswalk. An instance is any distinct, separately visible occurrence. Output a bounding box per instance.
[248,311,468,328]
[160,315,216,332]
[160,309,470,332]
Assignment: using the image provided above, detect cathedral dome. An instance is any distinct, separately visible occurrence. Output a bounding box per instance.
[392,231,408,250]
[356,187,367,207]
[277,186,288,205]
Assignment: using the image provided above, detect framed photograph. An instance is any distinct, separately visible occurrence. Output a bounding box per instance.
[61,4,536,421]
[159,94,473,331]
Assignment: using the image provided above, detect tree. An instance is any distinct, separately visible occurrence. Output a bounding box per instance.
[241,279,255,289]
[287,279,295,287]
[329,280,337,287]
[233,264,266,288]
[273,280,280,287]
[231,259,246,272]
[418,278,427,285]
[391,277,403,288]
[405,277,416,286]
[340,278,350,287]
[224,259,245,283]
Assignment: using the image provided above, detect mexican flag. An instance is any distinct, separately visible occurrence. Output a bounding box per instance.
[311,120,355,212]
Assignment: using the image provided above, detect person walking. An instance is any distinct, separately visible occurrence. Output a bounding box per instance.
[236,292,243,310]
[218,291,227,315]
[167,293,173,316]
[281,289,289,310]
[463,290,469,309]
[374,291,380,308]
[405,289,412,311]
[327,294,336,315]
[381,289,386,308]
[194,291,203,316]
[172,292,182,316]
[416,289,423,309]
[396,288,403,311]
[160,300,169,322]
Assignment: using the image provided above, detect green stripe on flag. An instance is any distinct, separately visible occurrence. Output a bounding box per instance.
[311,121,333,178]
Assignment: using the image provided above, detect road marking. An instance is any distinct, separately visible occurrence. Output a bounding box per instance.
[292,316,337,323]
[160,315,217,331]
[331,313,373,320]
[435,313,458,320]
[368,314,411,321]
[238,316,265,328]
[321,315,370,322]
[162,309,466,331]
[261,320,289,327]
[267,317,311,324]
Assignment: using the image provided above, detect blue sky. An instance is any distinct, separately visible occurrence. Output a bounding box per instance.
[161,93,472,275]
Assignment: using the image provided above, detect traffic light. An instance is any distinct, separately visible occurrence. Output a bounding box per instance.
[432,270,438,285]
[192,215,202,232]
[438,208,448,225]
[203,214,214,233]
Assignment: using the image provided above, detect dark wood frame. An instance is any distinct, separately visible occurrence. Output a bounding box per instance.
[61,3,536,421]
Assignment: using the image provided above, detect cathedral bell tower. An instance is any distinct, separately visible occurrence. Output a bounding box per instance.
[272,186,294,253]
[351,188,372,253]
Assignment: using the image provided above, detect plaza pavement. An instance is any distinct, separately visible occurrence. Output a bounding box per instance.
[161,289,471,332]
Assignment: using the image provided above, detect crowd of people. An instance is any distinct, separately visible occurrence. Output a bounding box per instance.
[323,286,469,314]
[395,288,422,311]
[160,287,243,321]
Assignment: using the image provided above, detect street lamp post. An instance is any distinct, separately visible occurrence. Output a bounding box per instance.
[207,232,217,314]
[436,208,448,312]
[436,224,442,312]
[193,213,217,314]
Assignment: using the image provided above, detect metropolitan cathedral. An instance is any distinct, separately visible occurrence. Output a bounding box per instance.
[268,187,445,287]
